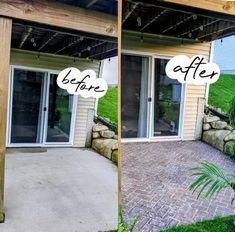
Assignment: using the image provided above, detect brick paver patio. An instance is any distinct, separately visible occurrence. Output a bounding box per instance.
[121,141,235,232]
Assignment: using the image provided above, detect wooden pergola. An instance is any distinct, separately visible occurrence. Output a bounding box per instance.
[0,0,117,221]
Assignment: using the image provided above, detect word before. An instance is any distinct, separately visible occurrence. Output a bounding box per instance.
[57,67,108,98]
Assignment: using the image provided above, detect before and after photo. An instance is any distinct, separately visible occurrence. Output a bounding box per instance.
[0,0,234,232]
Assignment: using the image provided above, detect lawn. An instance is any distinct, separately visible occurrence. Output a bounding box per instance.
[162,215,235,232]
[97,87,118,124]
[208,74,235,113]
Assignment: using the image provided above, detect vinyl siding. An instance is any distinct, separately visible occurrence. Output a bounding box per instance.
[10,49,100,147]
[122,31,211,140]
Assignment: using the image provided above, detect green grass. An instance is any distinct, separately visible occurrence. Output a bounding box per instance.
[208,74,235,113]
[162,215,235,232]
[97,87,118,124]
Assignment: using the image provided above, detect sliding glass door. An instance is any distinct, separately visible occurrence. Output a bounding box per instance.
[46,74,73,143]
[9,67,75,146]
[121,55,183,140]
[10,69,45,143]
[121,54,149,138]
[153,58,182,137]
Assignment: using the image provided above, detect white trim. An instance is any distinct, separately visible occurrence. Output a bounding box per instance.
[150,56,185,139]
[146,56,152,137]
[122,137,182,143]
[6,67,13,146]
[7,65,77,147]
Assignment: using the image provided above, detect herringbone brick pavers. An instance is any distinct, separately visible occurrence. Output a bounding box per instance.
[121,141,235,232]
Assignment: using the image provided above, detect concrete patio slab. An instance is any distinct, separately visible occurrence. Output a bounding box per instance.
[0,148,118,232]
[121,141,235,232]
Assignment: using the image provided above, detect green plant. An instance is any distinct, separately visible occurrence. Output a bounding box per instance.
[189,161,235,204]
[162,215,235,232]
[118,212,139,232]
[228,96,235,125]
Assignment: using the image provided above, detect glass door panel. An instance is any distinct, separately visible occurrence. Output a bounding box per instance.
[46,74,73,143]
[153,58,182,136]
[121,55,148,138]
[11,69,45,143]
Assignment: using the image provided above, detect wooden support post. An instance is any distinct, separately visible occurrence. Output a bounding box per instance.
[0,17,12,222]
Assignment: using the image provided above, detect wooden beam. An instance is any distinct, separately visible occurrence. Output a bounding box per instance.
[128,0,235,22]
[54,36,83,54]
[122,2,139,24]
[0,0,117,38]
[0,17,12,222]
[161,14,193,34]
[88,43,117,58]
[79,41,106,55]
[19,27,32,49]
[178,19,219,37]
[198,21,235,40]
[140,9,168,32]
[89,47,117,59]
[86,0,98,8]
[38,32,59,51]
[161,0,235,16]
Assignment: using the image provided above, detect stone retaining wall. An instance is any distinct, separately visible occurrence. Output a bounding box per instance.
[91,124,118,164]
[202,115,235,158]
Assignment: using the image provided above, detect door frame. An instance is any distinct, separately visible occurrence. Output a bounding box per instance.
[149,55,186,140]
[121,50,186,142]
[6,65,78,147]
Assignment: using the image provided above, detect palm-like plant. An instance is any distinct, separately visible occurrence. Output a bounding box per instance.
[189,161,235,204]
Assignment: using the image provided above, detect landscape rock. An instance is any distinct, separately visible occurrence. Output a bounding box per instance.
[203,130,231,151]
[93,124,109,132]
[224,141,235,157]
[224,131,235,142]
[111,150,118,164]
[92,132,100,138]
[113,135,118,140]
[211,121,227,129]
[112,142,118,150]
[92,139,117,159]
[203,115,220,123]
[100,130,115,138]
[203,123,211,131]
[225,125,233,131]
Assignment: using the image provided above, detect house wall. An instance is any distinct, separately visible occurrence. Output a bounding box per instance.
[122,31,211,140]
[10,49,100,147]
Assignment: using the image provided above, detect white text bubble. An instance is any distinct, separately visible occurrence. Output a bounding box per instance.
[165,55,220,85]
[57,67,108,98]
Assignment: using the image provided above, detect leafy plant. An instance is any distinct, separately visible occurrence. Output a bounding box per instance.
[228,96,235,124]
[118,212,140,232]
[189,161,235,204]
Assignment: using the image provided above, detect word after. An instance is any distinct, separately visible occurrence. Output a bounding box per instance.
[165,55,220,85]
[57,67,108,98]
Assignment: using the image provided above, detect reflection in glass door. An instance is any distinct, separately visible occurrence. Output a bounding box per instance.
[46,74,73,143]
[121,54,149,138]
[10,69,45,143]
[153,58,182,136]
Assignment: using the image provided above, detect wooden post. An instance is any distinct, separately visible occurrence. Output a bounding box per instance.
[0,17,12,222]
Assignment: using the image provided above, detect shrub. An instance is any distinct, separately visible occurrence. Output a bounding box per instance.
[228,96,235,124]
